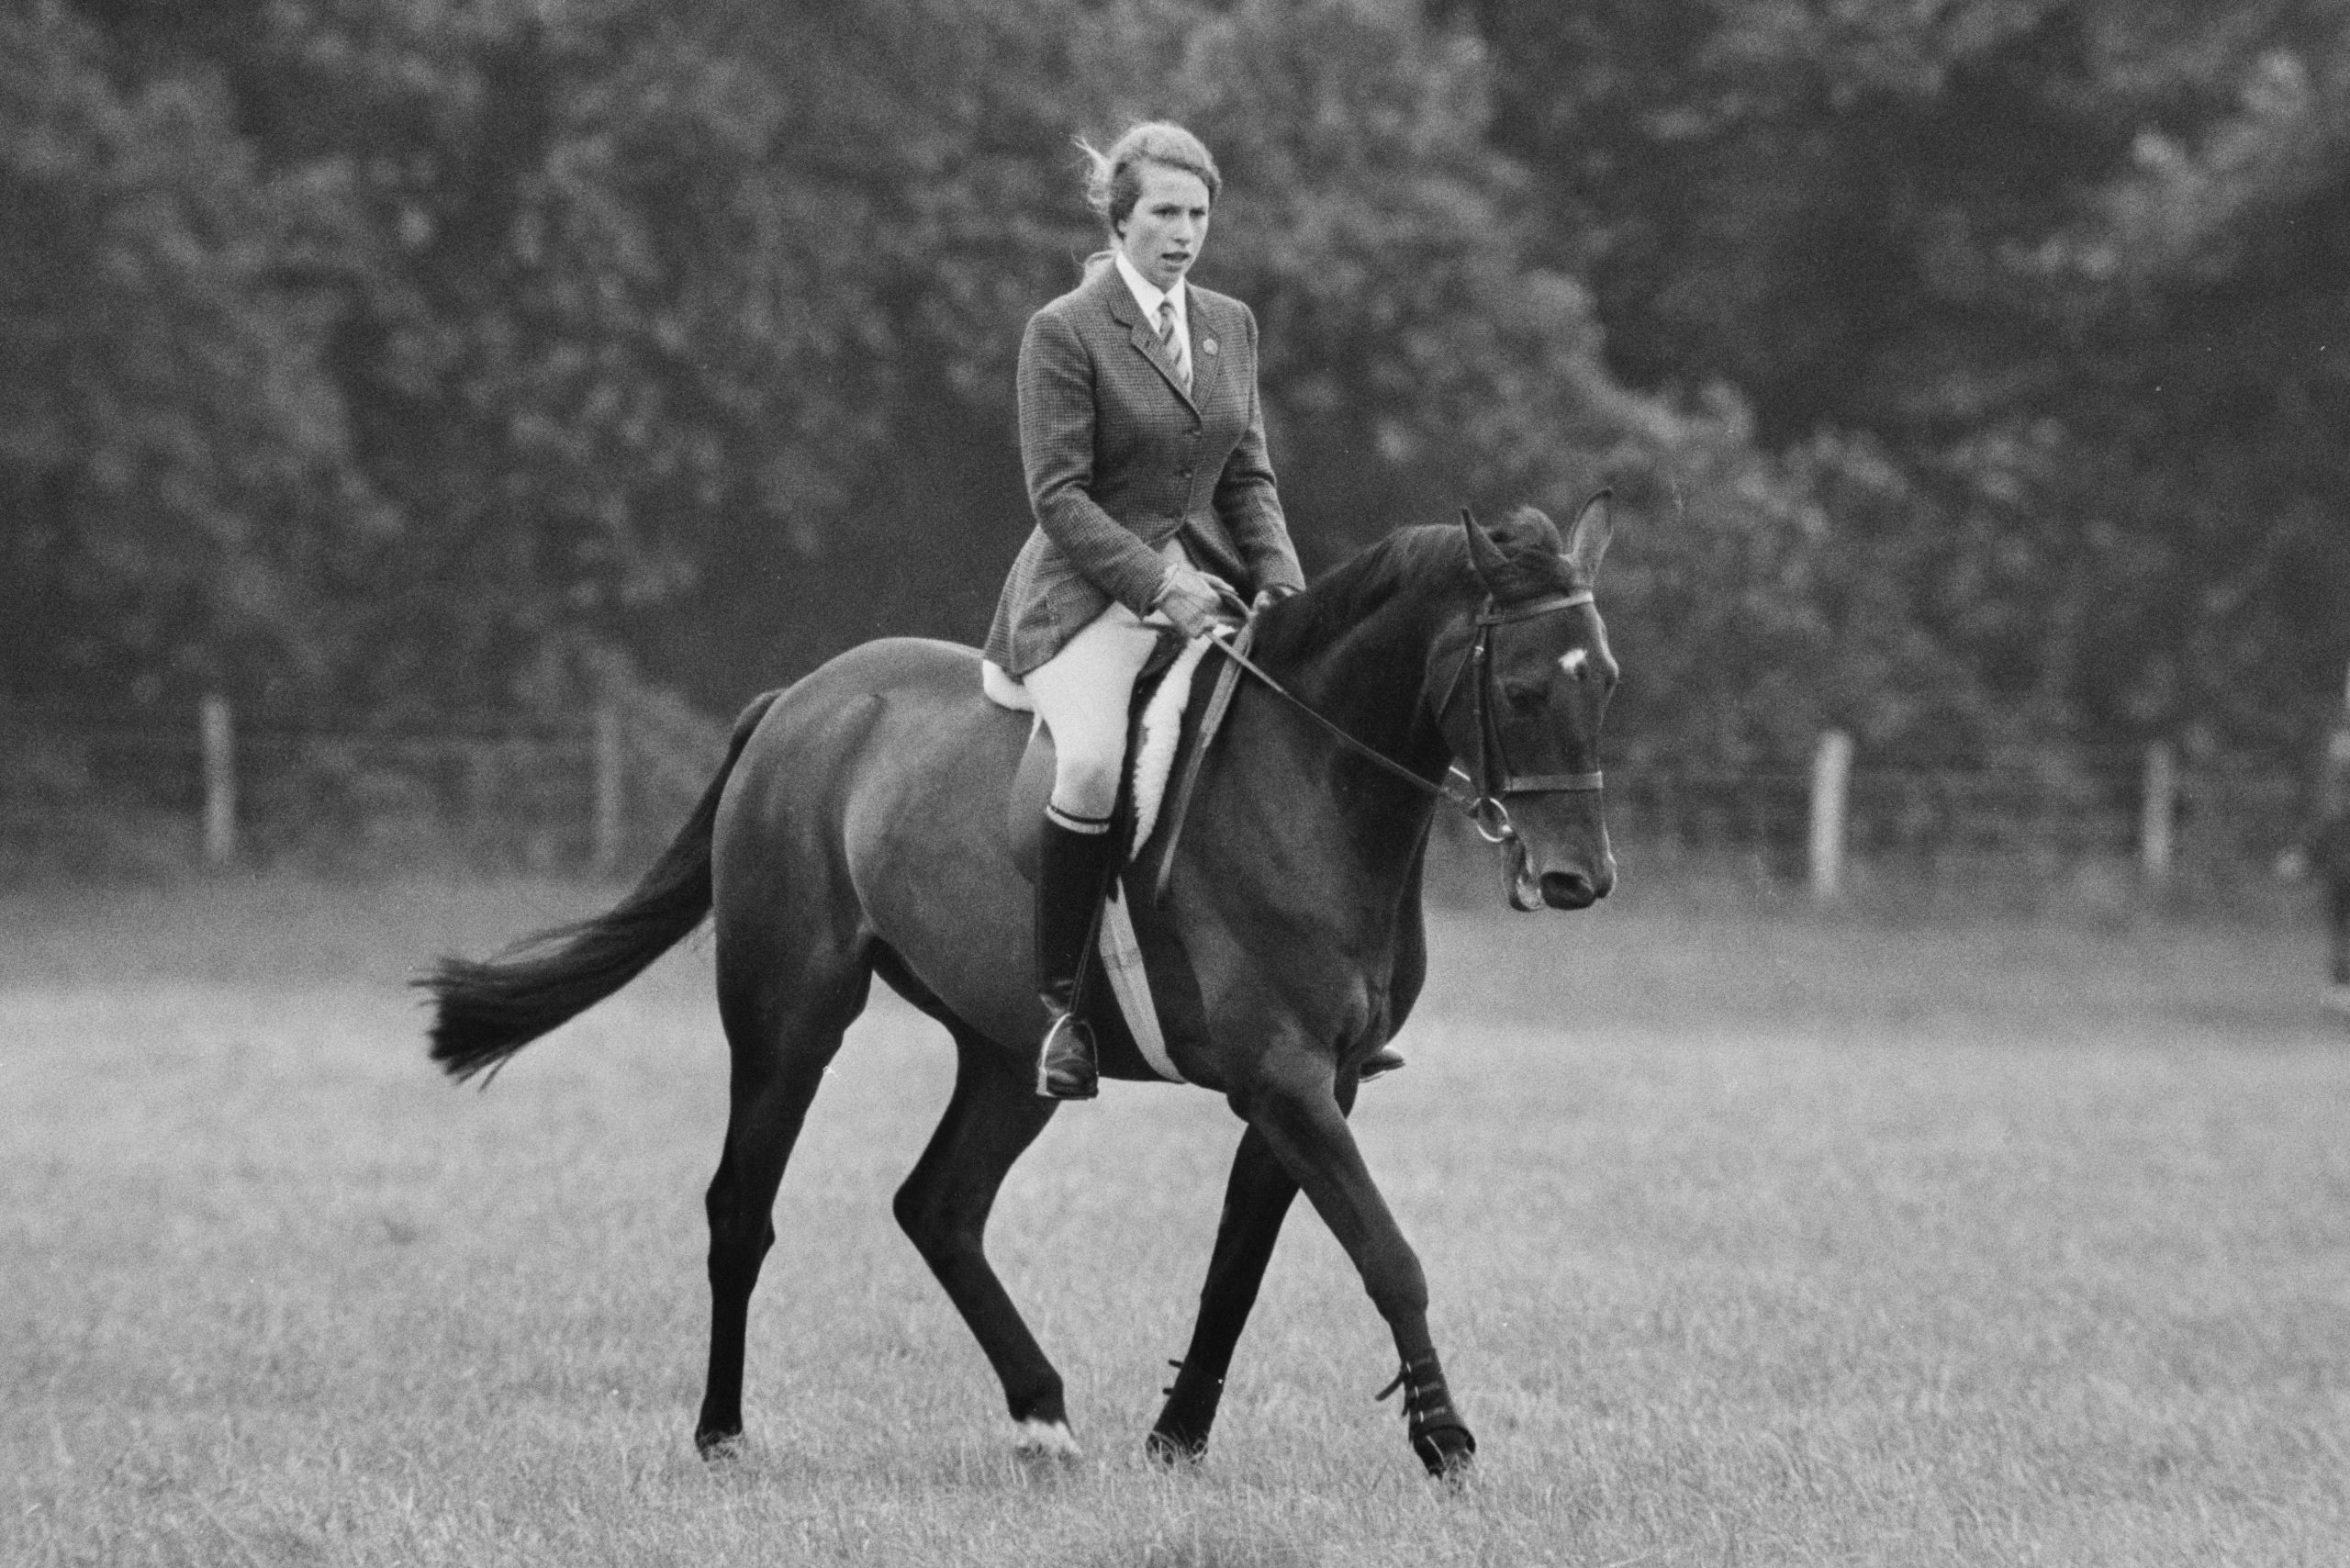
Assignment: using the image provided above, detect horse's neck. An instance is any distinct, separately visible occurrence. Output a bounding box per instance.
[1274,590,1452,782]
[1254,588,1454,889]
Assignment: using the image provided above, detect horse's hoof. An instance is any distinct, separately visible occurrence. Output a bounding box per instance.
[695,1427,745,1463]
[1013,1417,1082,1464]
[1412,1422,1476,1481]
[1145,1428,1208,1466]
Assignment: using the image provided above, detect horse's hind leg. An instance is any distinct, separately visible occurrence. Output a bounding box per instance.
[694,924,872,1455]
[1148,1121,1303,1462]
[890,1025,1071,1456]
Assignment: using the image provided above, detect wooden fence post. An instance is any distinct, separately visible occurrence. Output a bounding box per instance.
[591,702,624,875]
[2140,739,2177,879]
[1809,728,1852,902]
[200,693,236,867]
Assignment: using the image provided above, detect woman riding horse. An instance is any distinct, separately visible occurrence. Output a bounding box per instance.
[422,497,1621,1475]
[420,124,1622,1478]
[981,121,1401,1098]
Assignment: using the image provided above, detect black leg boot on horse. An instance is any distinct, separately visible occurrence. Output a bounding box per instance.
[1035,809,1117,1099]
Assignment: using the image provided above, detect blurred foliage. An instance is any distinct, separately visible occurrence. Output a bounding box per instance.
[4,0,2345,777]
[1439,0,2350,766]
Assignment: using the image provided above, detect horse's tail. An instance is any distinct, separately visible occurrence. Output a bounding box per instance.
[419,689,782,1083]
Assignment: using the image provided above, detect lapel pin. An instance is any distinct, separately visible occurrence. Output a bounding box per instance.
[1203,337,1218,355]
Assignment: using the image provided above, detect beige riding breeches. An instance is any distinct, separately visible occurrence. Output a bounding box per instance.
[1023,538,1192,825]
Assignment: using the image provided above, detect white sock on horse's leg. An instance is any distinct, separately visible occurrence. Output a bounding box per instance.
[1013,1417,1082,1461]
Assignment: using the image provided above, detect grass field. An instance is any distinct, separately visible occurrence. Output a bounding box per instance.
[5,873,2348,1566]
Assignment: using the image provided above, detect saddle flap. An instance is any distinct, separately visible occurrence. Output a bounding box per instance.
[1006,722,1058,884]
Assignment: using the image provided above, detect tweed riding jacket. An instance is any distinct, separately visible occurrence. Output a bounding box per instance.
[983,261,1306,677]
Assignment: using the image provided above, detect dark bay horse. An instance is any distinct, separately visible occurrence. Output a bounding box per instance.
[420,497,1618,1476]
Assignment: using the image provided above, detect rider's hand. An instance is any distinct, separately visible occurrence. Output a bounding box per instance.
[1154,564,1240,640]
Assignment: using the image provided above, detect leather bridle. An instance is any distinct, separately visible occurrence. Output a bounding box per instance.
[1200,587,1605,851]
[1427,589,1605,846]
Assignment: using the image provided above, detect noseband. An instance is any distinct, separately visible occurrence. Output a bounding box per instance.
[1432,590,1605,846]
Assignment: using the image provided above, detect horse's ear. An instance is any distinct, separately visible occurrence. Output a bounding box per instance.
[1460,506,1510,591]
[1564,488,1614,584]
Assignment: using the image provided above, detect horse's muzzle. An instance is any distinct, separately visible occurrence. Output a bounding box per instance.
[1505,840,1614,912]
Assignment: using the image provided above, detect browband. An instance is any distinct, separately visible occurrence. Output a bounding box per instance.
[1477,589,1594,625]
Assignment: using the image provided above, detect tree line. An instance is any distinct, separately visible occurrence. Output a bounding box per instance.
[4,0,2344,780]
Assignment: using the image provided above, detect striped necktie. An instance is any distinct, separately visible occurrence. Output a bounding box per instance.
[1158,299,1189,390]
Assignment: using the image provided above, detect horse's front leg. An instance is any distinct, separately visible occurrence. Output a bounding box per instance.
[1231,1057,1474,1476]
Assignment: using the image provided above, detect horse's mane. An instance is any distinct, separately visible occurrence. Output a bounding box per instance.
[1253,507,1580,663]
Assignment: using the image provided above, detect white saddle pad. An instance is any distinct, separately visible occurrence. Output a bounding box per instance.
[981,639,1212,859]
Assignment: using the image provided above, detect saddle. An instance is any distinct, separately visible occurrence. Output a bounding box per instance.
[983,615,1393,1090]
[986,632,1216,1088]
[993,631,1222,882]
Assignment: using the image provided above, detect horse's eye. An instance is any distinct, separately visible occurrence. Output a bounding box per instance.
[1501,681,1544,711]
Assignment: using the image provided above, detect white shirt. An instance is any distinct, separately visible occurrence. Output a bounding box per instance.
[1113,249,1190,386]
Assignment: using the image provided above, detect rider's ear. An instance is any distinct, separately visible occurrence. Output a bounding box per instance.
[1564,488,1614,584]
[1460,507,1510,592]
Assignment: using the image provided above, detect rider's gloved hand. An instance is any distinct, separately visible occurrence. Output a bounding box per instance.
[1153,563,1241,640]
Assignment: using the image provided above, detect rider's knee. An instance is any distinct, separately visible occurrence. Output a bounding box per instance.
[1050,751,1123,820]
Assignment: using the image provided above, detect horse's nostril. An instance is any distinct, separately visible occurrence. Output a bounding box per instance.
[1540,870,1595,909]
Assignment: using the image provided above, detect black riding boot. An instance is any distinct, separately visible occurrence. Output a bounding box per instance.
[1035,811,1116,1100]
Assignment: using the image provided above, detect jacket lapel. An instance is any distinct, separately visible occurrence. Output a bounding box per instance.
[1097,262,1197,410]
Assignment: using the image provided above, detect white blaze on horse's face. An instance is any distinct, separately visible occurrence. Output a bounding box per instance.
[1454,490,1621,913]
[1527,603,1617,911]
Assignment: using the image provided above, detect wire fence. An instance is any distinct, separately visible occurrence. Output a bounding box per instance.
[0,700,2310,890]
[1601,756,2297,889]
[2,697,726,876]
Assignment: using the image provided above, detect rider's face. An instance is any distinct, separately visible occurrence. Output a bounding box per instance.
[1116,163,1212,291]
